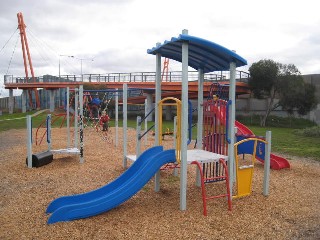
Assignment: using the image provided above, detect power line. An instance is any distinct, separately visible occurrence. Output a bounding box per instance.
[0,28,18,54]
[26,29,62,72]
[6,35,19,75]
[26,27,79,75]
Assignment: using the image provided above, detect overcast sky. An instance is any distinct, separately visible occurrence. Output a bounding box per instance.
[0,0,319,96]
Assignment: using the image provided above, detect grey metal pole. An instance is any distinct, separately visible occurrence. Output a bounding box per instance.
[47,114,51,151]
[123,84,128,168]
[136,116,141,158]
[27,115,32,168]
[263,131,272,196]
[144,98,148,147]
[115,88,119,147]
[79,85,84,163]
[66,87,70,148]
[74,88,78,148]
[180,29,189,211]
[154,42,162,192]
[196,68,204,187]
[173,116,178,176]
[155,42,162,147]
[228,62,237,195]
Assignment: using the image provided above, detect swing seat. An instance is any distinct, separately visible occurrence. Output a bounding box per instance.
[26,151,53,168]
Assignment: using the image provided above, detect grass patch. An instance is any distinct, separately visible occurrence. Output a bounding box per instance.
[237,115,316,129]
[249,126,320,160]
[292,126,320,138]
[0,111,72,132]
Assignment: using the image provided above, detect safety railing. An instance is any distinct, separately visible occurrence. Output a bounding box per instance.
[4,70,249,85]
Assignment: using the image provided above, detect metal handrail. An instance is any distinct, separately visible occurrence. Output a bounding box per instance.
[4,70,249,85]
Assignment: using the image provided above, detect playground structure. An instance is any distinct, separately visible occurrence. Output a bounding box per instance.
[235,121,290,170]
[0,11,291,222]
[46,146,176,224]
[26,114,53,168]
[26,86,84,168]
[233,137,271,199]
[44,30,279,224]
[202,96,290,170]
[35,31,296,223]
[82,89,116,143]
[35,112,75,146]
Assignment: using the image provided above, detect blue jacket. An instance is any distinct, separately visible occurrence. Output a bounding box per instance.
[91,97,101,105]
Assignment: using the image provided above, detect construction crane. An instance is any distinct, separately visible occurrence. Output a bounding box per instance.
[17,12,40,109]
[161,58,170,82]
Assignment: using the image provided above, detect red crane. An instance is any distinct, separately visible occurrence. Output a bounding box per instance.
[17,12,40,109]
[161,58,170,82]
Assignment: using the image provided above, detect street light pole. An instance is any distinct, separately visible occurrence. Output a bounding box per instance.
[59,54,74,81]
[74,57,94,80]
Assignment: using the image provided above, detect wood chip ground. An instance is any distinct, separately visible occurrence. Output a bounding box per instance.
[0,127,319,239]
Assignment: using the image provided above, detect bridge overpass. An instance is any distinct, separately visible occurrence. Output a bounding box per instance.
[4,70,250,104]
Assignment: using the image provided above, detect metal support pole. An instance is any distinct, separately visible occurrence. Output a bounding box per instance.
[123,84,128,168]
[228,62,237,195]
[146,93,153,121]
[144,98,148,147]
[180,29,189,211]
[115,88,119,147]
[47,114,51,151]
[136,116,141,158]
[196,69,204,187]
[27,115,32,168]
[74,88,79,148]
[154,42,162,192]
[173,116,178,176]
[66,87,70,148]
[79,85,84,163]
[263,131,272,196]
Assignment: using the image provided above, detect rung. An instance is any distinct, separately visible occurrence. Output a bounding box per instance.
[206,194,229,200]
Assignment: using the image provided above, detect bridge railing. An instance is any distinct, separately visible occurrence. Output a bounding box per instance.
[4,70,249,85]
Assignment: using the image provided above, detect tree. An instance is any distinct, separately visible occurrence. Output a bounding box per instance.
[249,59,280,126]
[279,82,318,116]
[248,59,318,126]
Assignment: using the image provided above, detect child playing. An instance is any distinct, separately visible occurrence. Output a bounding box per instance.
[99,110,110,131]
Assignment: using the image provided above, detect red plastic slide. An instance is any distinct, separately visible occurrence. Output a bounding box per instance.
[235,121,290,170]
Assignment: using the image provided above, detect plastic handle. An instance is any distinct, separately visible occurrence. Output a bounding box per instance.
[46,115,51,144]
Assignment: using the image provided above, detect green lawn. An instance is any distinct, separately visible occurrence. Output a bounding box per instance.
[249,126,320,160]
[1,111,319,160]
[0,111,70,132]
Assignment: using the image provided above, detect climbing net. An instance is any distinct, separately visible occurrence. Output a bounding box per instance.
[82,90,115,143]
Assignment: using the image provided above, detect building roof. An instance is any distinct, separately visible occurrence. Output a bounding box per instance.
[147,34,247,73]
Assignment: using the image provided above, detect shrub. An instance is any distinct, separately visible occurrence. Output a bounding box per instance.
[236,115,316,129]
[293,126,320,137]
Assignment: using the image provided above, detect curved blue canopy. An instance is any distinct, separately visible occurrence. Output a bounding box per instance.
[147,34,247,73]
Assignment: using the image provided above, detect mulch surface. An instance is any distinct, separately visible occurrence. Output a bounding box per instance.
[0,127,319,240]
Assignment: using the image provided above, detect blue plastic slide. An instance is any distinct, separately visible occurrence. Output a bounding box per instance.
[46,146,176,224]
